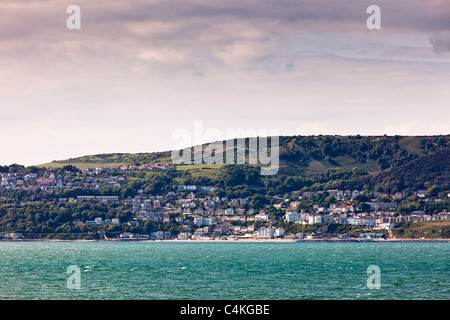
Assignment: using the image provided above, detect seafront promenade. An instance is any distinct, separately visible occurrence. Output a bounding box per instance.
[2,237,449,243]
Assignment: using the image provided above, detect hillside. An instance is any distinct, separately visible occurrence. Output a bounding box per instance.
[37,135,449,183]
[276,135,448,176]
[358,147,450,191]
[38,151,173,170]
[392,221,450,239]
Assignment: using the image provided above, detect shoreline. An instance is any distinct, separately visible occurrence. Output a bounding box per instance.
[1,238,449,243]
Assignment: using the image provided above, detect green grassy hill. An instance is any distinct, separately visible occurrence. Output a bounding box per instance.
[36,135,449,190]
[37,151,172,169]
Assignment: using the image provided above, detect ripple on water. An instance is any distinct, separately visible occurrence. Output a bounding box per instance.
[0,242,448,300]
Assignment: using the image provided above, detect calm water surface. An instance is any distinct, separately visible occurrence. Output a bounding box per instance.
[0,242,448,300]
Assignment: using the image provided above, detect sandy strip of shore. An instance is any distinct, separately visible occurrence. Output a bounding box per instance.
[165,238,450,243]
[1,238,449,243]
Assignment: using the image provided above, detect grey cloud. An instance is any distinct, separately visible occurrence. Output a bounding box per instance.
[2,0,449,76]
[4,0,450,39]
[429,32,450,55]
[2,0,450,56]
[85,0,450,33]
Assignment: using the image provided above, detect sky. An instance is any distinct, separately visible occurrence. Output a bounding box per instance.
[1,0,449,166]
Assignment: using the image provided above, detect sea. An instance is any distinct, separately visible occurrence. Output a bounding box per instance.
[0,241,448,300]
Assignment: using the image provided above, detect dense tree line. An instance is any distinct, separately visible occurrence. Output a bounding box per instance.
[0,200,133,239]
[280,135,449,170]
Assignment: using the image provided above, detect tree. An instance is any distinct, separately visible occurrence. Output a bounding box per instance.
[121,187,135,199]
[357,202,370,211]
[425,185,440,198]
[216,165,261,187]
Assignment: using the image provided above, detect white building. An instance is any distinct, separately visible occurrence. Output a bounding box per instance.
[347,217,359,225]
[7,233,24,239]
[379,223,396,230]
[255,213,269,221]
[285,212,300,223]
[178,232,191,239]
[193,216,213,226]
[299,213,309,222]
[224,208,235,215]
[308,215,323,224]
[275,228,285,238]
[256,227,275,239]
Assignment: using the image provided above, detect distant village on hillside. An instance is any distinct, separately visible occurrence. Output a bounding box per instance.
[1,164,449,241]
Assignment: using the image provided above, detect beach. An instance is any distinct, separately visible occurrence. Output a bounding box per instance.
[2,237,449,243]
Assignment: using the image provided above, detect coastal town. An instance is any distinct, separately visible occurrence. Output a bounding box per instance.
[1,164,449,241]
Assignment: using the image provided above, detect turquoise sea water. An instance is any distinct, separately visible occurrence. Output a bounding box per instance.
[0,242,448,300]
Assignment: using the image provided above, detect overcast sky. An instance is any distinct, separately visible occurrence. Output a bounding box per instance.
[1,0,449,166]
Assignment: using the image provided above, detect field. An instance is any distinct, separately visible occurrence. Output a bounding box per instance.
[393,221,450,239]
[175,164,226,178]
[36,162,129,170]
